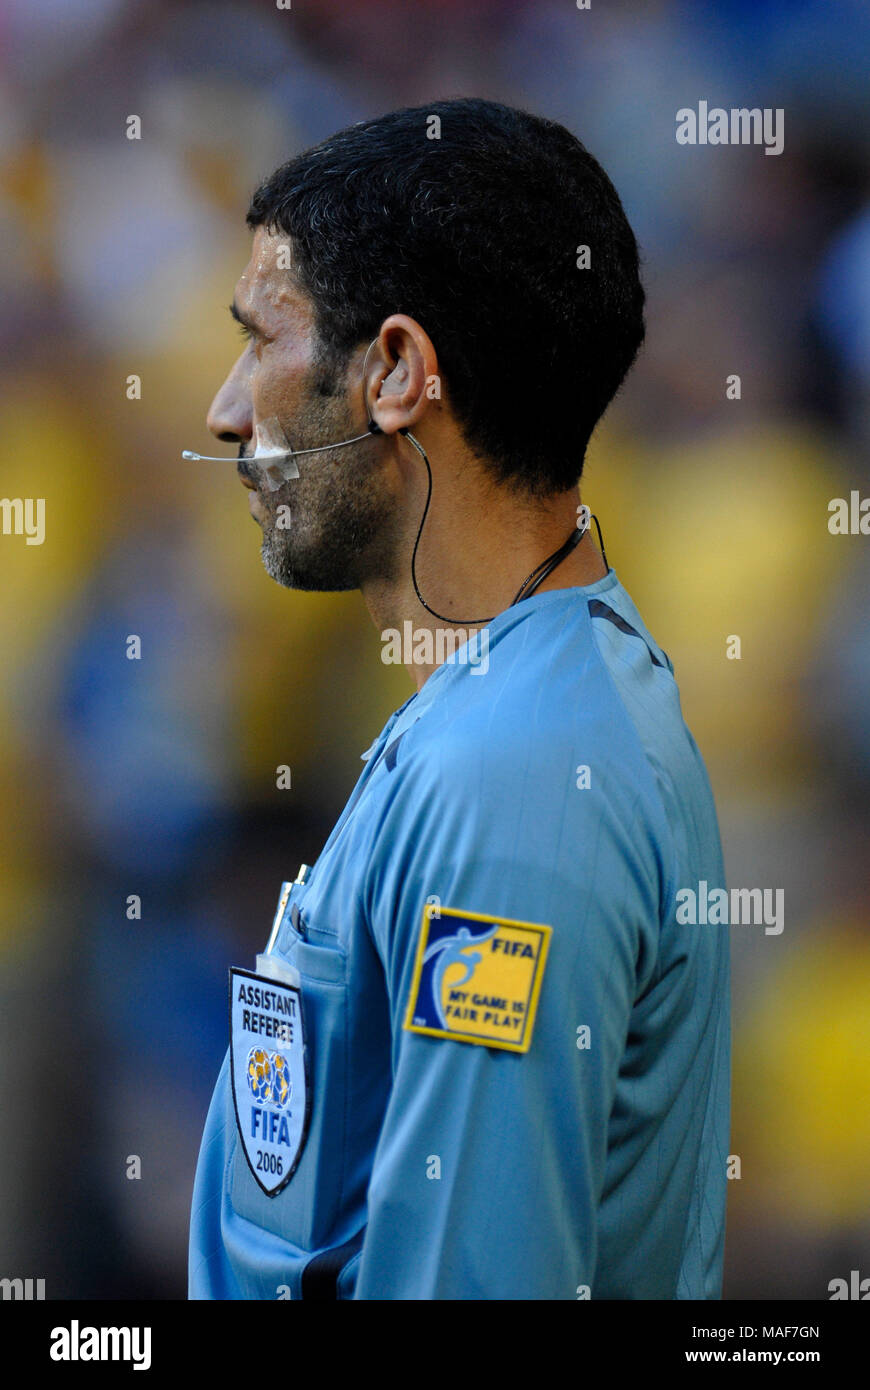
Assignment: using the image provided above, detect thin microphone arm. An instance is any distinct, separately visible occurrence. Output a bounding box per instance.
[183,450,242,461]
[182,421,381,464]
[282,427,380,458]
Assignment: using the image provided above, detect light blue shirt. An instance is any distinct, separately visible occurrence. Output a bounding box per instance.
[189,571,730,1300]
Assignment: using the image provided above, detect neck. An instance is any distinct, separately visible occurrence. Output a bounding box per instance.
[362,450,607,691]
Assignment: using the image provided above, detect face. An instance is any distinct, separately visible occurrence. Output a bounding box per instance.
[206,227,399,591]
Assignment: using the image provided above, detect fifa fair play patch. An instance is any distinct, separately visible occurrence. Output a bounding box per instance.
[403,904,552,1053]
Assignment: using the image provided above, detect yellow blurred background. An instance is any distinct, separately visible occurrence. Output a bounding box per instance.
[1,0,869,1298]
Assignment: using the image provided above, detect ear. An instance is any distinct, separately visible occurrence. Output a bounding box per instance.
[365,315,439,436]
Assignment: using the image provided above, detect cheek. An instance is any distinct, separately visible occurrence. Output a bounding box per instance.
[251,349,311,424]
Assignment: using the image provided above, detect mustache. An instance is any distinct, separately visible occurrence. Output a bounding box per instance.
[237,444,257,485]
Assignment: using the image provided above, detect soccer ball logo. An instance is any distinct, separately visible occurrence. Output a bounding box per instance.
[246,1048,290,1107]
[270,1052,290,1106]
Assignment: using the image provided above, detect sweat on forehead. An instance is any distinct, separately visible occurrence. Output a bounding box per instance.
[234,235,315,332]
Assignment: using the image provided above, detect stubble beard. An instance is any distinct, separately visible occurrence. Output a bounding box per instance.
[252,362,400,592]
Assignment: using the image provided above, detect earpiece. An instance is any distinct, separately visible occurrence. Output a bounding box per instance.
[367,420,410,436]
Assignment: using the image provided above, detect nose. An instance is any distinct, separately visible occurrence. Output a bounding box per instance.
[206,352,254,445]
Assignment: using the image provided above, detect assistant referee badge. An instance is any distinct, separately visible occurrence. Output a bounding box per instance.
[403,904,552,1053]
[229,967,310,1196]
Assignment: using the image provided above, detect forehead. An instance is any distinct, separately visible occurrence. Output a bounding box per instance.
[235,226,314,332]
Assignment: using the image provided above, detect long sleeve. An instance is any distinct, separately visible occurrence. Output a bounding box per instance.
[352,750,663,1300]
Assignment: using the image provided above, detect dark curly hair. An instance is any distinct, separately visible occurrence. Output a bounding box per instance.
[247,97,645,495]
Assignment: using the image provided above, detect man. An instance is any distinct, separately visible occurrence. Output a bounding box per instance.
[188,98,730,1300]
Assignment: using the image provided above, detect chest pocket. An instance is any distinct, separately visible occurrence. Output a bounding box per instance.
[229,884,350,1254]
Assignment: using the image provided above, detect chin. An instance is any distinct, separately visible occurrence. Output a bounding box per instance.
[260,538,297,589]
[259,535,357,593]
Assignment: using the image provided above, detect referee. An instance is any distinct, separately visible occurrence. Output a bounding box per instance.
[189,98,730,1300]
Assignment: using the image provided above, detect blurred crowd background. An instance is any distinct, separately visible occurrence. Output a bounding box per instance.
[1,0,868,1300]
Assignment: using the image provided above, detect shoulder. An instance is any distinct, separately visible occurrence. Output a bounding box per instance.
[377,606,672,881]
[403,589,664,796]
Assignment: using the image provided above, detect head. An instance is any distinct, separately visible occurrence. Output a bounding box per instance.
[207,97,645,592]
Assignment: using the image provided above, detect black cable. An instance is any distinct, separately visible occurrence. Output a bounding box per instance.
[511,525,584,605]
[402,430,605,625]
[590,511,608,572]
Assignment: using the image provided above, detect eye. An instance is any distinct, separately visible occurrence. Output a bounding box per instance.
[237,322,254,342]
